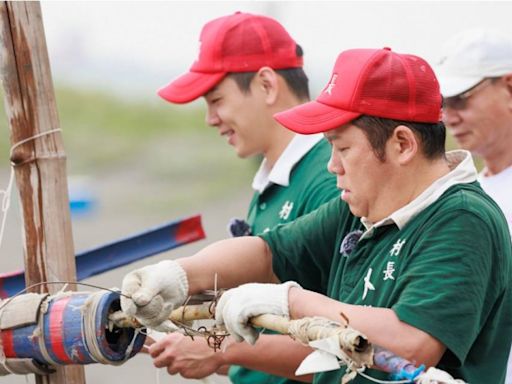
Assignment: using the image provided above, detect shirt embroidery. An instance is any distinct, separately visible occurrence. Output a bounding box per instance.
[363,268,375,300]
[390,238,406,257]
[383,261,396,281]
[279,201,294,220]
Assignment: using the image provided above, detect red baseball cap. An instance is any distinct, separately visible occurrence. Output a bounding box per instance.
[158,12,303,104]
[274,48,442,134]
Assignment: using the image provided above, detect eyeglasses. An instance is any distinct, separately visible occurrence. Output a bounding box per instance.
[443,78,496,111]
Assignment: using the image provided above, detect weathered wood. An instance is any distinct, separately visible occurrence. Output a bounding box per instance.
[0,2,85,383]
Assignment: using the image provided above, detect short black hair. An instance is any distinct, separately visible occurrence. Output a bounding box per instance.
[227,45,309,101]
[352,115,446,161]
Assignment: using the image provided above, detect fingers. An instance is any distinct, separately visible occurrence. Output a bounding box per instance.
[131,286,159,307]
[145,335,156,347]
[215,290,258,344]
[214,289,230,327]
[140,336,156,354]
[224,320,258,345]
[140,345,150,354]
[153,319,180,333]
[121,271,144,316]
[121,269,161,310]
[121,270,142,297]
[150,333,183,368]
[120,294,137,317]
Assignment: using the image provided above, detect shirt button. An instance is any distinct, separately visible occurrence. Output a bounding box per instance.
[259,203,266,210]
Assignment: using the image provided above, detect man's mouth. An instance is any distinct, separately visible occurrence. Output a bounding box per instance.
[452,131,471,140]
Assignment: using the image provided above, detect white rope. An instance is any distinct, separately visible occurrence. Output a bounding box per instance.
[0,128,62,258]
[9,128,63,160]
[82,291,113,365]
[339,361,466,384]
[0,168,15,257]
[356,369,410,384]
[82,290,143,365]
[123,328,141,362]
[0,130,65,371]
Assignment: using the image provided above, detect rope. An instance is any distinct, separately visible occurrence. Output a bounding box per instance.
[0,128,62,261]
[81,291,109,364]
[289,317,366,353]
[0,168,15,260]
[0,281,140,368]
[356,370,410,384]
[36,296,59,366]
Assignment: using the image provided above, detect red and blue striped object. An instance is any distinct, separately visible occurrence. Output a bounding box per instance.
[0,291,145,365]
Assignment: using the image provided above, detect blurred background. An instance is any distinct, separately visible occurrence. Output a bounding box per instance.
[0,1,510,383]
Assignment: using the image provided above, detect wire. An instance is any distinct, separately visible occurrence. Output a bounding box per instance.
[0,280,129,313]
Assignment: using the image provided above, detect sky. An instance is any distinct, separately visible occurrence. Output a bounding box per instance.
[40,1,512,101]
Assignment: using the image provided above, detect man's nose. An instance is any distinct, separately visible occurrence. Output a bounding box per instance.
[442,106,462,127]
[205,107,220,126]
[327,153,344,175]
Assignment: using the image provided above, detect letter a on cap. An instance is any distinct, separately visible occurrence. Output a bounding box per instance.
[324,74,338,95]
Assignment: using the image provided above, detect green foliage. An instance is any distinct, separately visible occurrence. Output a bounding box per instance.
[54,86,206,172]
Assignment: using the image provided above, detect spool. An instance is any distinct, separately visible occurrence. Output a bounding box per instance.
[0,291,145,367]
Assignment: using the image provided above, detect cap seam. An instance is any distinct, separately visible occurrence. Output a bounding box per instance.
[350,49,383,114]
[397,54,417,120]
[250,17,273,65]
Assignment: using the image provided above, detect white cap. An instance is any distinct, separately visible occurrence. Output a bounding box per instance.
[435,28,512,97]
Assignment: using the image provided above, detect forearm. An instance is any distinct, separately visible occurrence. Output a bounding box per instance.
[221,334,313,382]
[288,288,445,367]
[179,237,277,294]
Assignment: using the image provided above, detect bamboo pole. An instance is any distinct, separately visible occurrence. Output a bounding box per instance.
[110,303,370,354]
[0,2,85,383]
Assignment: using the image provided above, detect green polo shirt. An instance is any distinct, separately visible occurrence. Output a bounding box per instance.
[229,137,339,384]
[261,151,512,384]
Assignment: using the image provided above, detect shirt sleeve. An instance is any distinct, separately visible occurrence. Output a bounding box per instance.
[260,198,342,293]
[392,209,506,364]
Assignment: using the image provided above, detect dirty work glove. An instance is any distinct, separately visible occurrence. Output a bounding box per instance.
[215,281,301,345]
[121,260,189,332]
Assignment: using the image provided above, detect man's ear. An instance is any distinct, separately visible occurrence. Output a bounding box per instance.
[253,67,279,105]
[390,125,418,165]
[502,73,512,110]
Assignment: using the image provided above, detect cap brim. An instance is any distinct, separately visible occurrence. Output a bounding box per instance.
[274,100,361,134]
[436,74,484,98]
[158,71,226,104]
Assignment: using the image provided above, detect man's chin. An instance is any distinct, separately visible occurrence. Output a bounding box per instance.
[235,148,259,160]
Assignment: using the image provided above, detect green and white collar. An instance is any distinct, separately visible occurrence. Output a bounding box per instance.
[252,134,324,193]
[360,150,477,239]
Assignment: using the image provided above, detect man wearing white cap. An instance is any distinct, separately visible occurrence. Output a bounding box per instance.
[436,28,512,235]
[122,47,512,383]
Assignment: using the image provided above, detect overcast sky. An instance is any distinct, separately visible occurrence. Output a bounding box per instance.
[40,1,512,100]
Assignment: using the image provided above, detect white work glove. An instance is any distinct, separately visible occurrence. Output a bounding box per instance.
[120,260,189,332]
[215,281,301,345]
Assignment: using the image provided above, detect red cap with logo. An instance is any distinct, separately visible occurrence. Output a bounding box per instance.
[158,12,303,104]
[274,48,442,134]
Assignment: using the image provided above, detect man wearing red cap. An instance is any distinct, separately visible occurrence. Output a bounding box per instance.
[139,12,338,384]
[122,47,512,383]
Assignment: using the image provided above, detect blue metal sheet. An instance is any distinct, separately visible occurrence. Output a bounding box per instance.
[0,215,205,297]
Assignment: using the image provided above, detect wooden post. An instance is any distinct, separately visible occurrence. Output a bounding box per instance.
[0,2,86,384]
